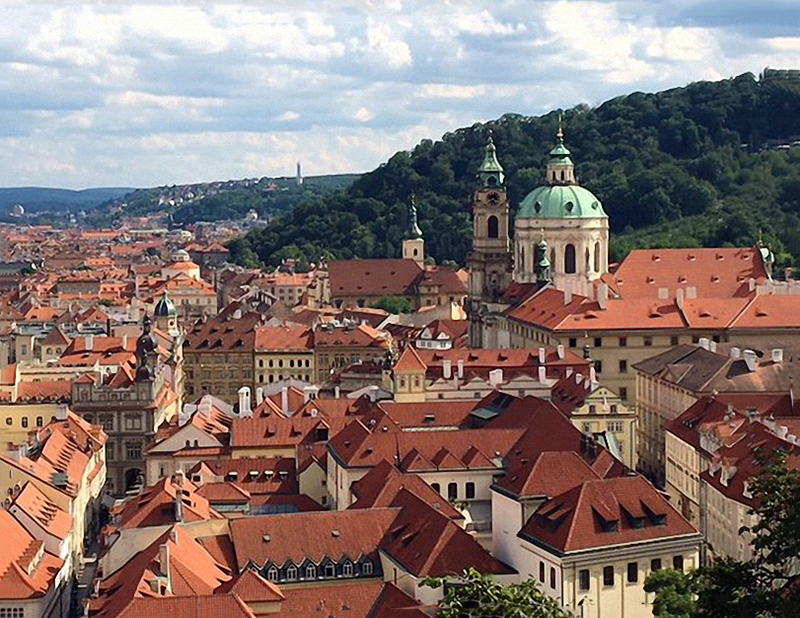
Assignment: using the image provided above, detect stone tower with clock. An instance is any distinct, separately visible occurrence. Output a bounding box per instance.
[467,136,513,347]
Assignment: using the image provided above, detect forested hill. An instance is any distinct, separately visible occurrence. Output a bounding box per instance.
[228,70,800,270]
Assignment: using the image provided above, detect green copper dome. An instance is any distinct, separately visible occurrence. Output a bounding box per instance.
[154,292,177,317]
[517,185,607,219]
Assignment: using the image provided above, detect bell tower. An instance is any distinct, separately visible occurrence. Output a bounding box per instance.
[467,136,513,347]
[402,196,425,266]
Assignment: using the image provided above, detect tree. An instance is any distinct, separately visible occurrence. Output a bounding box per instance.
[644,569,697,618]
[647,452,800,618]
[422,569,571,618]
[370,295,412,314]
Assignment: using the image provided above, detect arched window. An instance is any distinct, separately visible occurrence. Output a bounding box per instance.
[286,565,297,580]
[325,563,336,578]
[585,247,590,271]
[306,564,317,579]
[413,248,418,256]
[520,246,525,273]
[565,244,576,274]
[487,215,499,239]
[550,248,556,271]
[362,560,373,576]
[267,567,278,581]
[594,242,601,272]
[343,561,353,577]
[35,416,43,427]
[560,170,565,181]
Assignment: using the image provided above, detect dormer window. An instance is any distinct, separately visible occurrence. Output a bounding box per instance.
[286,565,297,580]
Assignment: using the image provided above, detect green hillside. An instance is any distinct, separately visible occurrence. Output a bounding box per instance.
[229,70,800,270]
[86,173,360,228]
[0,187,132,214]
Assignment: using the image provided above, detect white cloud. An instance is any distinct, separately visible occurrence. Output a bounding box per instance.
[0,1,793,187]
[365,18,412,68]
[355,107,374,122]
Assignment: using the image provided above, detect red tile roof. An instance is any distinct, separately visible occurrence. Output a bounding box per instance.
[115,476,222,529]
[329,259,422,298]
[520,476,698,554]
[273,581,426,618]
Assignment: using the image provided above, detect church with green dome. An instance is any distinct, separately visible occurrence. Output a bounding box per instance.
[513,125,609,293]
[467,125,610,346]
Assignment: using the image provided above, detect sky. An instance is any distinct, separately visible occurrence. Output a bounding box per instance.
[1,0,798,189]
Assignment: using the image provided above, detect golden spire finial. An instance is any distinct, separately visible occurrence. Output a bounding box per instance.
[556,113,564,141]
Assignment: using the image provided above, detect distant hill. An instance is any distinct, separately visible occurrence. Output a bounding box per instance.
[85,173,360,228]
[0,187,133,214]
[228,69,800,271]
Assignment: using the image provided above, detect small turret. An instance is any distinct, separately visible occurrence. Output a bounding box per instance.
[546,117,575,186]
[402,196,425,265]
[535,236,552,289]
[477,136,505,189]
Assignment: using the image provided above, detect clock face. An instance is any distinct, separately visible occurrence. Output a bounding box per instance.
[487,191,500,205]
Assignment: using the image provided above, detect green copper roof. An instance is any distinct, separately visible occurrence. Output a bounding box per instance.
[478,137,504,173]
[549,141,571,158]
[154,291,177,317]
[517,185,607,219]
[407,200,423,239]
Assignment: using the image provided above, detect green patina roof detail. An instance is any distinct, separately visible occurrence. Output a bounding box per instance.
[154,291,177,317]
[478,137,504,174]
[517,184,608,219]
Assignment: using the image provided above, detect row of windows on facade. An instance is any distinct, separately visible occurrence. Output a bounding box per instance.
[82,414,141,431]
[263,557,374,582]
[518,242,603,275]
[4,416,49,428]
[0,608,24,618]
[431,481,476,501]
[576,555,684,591]
[257,373,312,384]
[582,421,625,434]
[103,440,142,461]
[568,334,720,349]
[257,358,311,369]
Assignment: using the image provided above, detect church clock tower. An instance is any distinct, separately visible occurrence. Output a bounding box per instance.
[467,136,513,347]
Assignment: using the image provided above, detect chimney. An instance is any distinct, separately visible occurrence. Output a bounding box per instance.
[457,359,464,379]
[538,365,547,383]
[174,482,184,523]
[557,344,565,360]
[749,278,756,292]
[334,386,340,399]
[488,368,503,387]
[255,387,264,406]
[56,404,68,421]
[772,348,784,363]
[538,347,546,364]
[730,347,741,360]
[698,337,709,350]
[85,335,93,351]
[158,544,171,592]
[122,335,128,349]
[443,359,452,379]
[564,281,573,305]
[676,288,685,310]
[238,387,251,417]
[281,387,289,414]
[598,283,608,310]
[743,349,757,372]
[709,340,717,353]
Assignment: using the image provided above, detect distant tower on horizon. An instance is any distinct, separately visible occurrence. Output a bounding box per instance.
[296,161,303,186]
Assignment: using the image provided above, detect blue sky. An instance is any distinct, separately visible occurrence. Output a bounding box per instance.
[0,0,797,188]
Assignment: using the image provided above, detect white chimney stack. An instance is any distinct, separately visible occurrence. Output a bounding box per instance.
[730,347,741,360]
[564,281,573,305]
[538,366,547,383]
[557,344,565,359]
[489,368,503,387]
[334,386,340,399]
[538,347,546,364]
[281,387,289,414]
[743,349,757,372]
[598,283,608,310]
[122,335,129,349]
[698,337,709,350]
[255,387,264,406]
[710,341,717,353]
[443,359,452,379]
[772,348,784,363]
[238,387,251,417]
[457,359,464,379]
